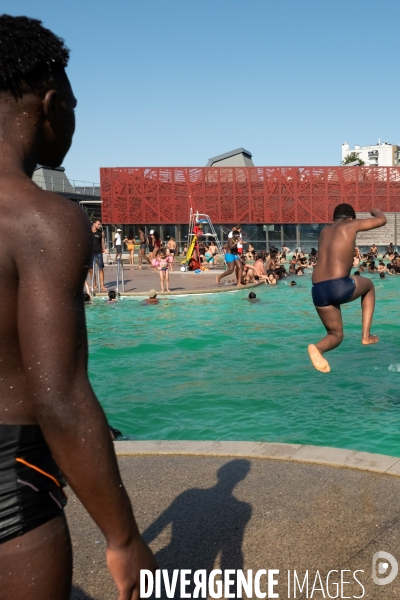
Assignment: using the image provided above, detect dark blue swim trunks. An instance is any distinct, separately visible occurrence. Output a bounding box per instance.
[312,276,356,307]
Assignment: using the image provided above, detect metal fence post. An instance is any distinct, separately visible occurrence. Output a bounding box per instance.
[120,259,125,293]
[91,259,96,295]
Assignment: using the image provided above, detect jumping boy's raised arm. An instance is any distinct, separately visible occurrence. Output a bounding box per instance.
[351,208,387,232]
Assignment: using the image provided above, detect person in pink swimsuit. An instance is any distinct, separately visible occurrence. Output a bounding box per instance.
[152,249,173,292]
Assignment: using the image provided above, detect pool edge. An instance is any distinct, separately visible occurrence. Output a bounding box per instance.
[114,440,400,477]
[94,281,263,297]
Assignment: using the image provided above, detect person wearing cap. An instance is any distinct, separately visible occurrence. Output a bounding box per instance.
[143,289,159,305]
[114,228,123,261]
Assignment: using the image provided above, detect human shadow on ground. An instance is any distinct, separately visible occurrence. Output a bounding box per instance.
[142,459,252,598]
[70,586,95,600]
[104,279,133,288]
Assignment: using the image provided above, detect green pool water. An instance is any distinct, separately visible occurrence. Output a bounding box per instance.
[87,274,400,457]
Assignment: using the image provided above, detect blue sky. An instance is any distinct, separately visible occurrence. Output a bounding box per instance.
[4,1,400,182]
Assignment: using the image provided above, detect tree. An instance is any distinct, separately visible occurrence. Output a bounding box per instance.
[342,152,365,165]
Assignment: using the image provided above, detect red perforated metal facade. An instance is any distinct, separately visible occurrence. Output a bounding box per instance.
[100,166,400,224]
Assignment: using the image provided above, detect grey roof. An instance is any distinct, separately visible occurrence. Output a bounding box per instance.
[35,164,65,172]
[206,147,253,167]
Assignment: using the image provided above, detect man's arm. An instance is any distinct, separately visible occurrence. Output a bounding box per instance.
[352,208,387,232]
[16,197,156,597]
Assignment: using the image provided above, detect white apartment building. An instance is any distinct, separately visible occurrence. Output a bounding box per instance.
[342,141,400,167]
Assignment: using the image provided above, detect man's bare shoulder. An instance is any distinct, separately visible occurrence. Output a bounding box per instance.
[0,175,88,224]
[0,175,92,260]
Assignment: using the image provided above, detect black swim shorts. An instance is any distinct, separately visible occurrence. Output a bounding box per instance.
[0,424,67,544]
[312,276,356,307]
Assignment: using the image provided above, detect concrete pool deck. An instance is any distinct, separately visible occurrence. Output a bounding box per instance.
[70,442,400,599]
[91,262,262,296]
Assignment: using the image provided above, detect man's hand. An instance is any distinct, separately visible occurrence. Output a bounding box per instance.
[106,536,158,600]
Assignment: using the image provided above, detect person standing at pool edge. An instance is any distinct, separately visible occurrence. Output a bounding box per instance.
[138,227,151,268]
[308,203,387,373]
[89,219,107,291]
[114,227,123,260]
[0,15,156,599]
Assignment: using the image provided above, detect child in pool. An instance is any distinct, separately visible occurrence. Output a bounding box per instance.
[106,290,118,303]
[152,249,173,292]
[308,203,387,373]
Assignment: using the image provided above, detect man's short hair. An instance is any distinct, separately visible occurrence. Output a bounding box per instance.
[333,203,356,220]
[0,14,69,98]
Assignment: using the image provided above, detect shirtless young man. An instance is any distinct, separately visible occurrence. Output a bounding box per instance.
[265,251,278,272]
[0,16,156,599]
[253,252,269,282]
[308,203,387,373]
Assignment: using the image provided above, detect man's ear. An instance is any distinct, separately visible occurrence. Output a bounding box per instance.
[42,89,58,119]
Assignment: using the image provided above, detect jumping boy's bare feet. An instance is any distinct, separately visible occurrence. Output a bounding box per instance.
[308,344,330,373]
[362,335,379,345]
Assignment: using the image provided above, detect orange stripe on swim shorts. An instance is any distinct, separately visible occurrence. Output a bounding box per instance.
[15,458,61,487]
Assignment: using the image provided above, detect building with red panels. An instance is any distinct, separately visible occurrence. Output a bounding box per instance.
[100,150,400,250]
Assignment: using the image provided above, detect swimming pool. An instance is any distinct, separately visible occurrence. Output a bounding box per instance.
[86,274,400,457]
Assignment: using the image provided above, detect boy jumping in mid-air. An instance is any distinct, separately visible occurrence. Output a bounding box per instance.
[308,203,387,373]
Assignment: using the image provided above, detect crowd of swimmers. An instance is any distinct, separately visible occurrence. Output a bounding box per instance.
[91,219,400,295]
[352,242,400,277]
